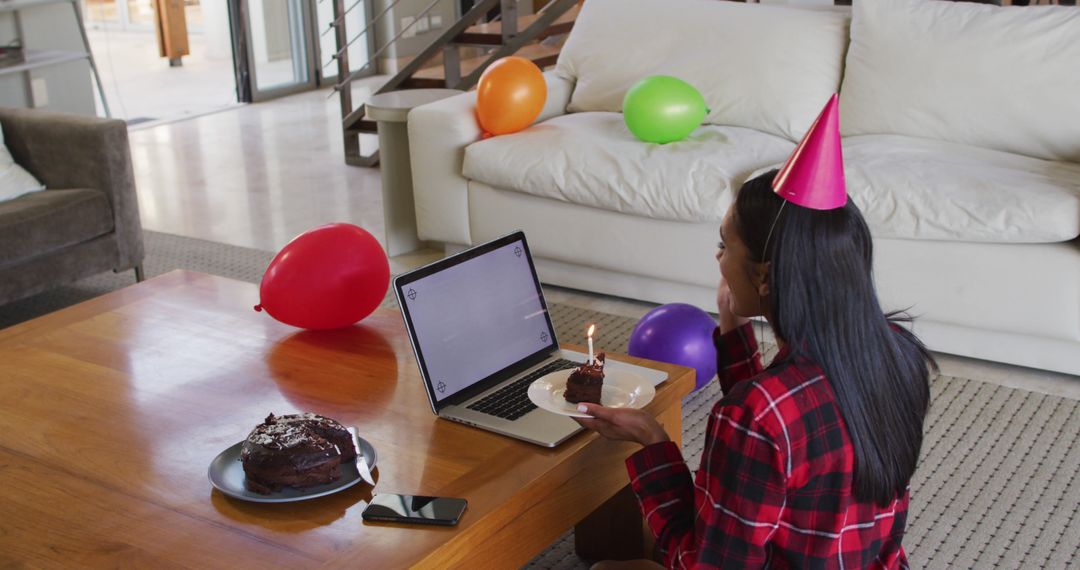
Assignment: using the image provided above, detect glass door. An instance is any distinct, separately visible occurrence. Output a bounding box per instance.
[229,0,318,102]
[228,0,376,102]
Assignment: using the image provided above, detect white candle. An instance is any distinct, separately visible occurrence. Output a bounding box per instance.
[587,324,595,364]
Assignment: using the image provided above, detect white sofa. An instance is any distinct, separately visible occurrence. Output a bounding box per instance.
[407,0,1080,375]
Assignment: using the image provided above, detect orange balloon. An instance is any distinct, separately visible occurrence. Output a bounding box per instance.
[476,57,547,136]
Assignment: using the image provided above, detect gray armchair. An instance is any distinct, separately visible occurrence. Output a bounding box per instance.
[0,107,144,306]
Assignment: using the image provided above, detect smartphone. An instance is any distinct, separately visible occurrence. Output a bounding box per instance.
[361,493,468,526]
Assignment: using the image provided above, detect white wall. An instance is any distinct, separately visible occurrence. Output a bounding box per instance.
[373,0,460,69]
[373,0,533,73]
[0,3,96,115]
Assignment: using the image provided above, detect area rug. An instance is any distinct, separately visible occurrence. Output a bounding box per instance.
[2,231,1077,568]
[0,231,276,329]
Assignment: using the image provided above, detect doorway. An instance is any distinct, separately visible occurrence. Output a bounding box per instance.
[82,0,375,125]
[84,0,236,124]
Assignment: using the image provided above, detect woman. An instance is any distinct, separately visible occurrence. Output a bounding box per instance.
[577,170,935,569]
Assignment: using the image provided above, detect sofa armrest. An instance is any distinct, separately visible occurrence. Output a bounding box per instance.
[0,107,144,268]
[407,71,575,245]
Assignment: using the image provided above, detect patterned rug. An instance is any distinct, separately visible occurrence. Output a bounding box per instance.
[2,231,1077,569]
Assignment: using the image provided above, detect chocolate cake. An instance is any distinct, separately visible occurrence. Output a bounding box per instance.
[240,413,357,494]
[564,353,605,405]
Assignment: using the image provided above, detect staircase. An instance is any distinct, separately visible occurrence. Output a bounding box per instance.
[330,0,581,166]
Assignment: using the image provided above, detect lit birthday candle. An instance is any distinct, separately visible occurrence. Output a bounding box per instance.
[587,324,595,364]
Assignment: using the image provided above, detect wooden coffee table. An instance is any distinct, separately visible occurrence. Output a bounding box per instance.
[0,271,694,568]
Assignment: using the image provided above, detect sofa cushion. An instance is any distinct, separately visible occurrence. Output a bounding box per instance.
[844,135,1080,244]
[0,188,115,266]
[840,0,1080,163]
[555,0,850,142]
[463,112,796,223]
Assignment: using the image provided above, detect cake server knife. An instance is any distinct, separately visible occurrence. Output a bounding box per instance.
[348,426,375,486]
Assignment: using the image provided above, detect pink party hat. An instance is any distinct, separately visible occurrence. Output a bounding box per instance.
[772,94,847,210]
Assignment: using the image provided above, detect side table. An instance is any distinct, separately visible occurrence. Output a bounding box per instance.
[365,88,463,256]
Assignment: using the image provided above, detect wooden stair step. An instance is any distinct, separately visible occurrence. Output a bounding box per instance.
[400,77,452,89]
[346,119,379,135]
[456,5,579,45]
[412,43,562,82]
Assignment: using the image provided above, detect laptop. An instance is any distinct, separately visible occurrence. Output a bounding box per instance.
[394,231,668,447]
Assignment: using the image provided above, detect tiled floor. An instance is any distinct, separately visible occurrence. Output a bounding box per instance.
[130,81,386,251]
[127,87,1080,401]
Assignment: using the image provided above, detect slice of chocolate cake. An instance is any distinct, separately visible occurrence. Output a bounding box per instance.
[564,353,605,405]
[240,413,357,494]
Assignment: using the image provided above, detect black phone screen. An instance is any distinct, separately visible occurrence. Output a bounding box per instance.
[362,493,468,525]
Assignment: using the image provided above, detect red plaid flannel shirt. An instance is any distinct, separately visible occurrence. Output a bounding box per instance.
[626,323,910,569]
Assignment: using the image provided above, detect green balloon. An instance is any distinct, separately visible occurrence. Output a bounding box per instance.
[622,76,708,144]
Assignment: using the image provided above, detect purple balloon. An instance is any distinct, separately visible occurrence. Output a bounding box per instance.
[628,303,718,392]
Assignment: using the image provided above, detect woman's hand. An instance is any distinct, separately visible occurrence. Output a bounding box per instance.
[573,403,670,447]
[717,278,749,335]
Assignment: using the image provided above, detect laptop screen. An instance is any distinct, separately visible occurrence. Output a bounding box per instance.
[397,233,557,404]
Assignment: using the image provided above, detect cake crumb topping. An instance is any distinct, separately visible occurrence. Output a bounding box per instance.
[246,413,337,449]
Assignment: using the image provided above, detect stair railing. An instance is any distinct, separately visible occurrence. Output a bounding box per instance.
[328,0,578,166]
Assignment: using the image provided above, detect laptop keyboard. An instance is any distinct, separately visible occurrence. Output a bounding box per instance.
[466,358,580,421]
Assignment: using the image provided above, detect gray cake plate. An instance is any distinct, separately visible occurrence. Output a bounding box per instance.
[208,433,377,503]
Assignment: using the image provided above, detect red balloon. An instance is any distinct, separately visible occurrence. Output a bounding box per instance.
[255,224,390,330]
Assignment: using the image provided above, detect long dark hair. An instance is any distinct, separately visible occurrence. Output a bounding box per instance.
[735,170,935,506]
